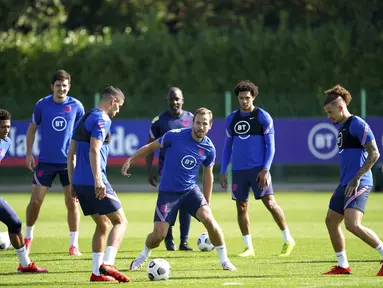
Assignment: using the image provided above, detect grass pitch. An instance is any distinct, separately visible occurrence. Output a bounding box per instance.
[1,191,383,287]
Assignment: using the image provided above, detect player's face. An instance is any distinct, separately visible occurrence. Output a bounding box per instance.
[238,91,255,112]
[168,92,184,115]
[51,79,70,101]
[192,113,212,140]
[324,103,343,124]
[0,120,11,140]
[107,97,124,118]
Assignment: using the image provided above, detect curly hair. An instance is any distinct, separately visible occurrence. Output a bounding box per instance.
[324,85,352,106]
[0,109,11,121]
[234,80,259,97]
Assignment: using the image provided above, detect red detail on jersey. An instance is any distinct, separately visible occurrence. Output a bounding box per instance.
[199,148,205,155]
[64,105,72,112]
[232,184,237,191]
[182,120,190,127]
[160,205,167,213]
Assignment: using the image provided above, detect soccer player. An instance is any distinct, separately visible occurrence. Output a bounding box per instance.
[123,108,237,271]
[220,80,295,257]
[24,70,84,256]
[322,85,383,276]
[146,87,194,251]
[0,109,47,273]
[68,86,129,282]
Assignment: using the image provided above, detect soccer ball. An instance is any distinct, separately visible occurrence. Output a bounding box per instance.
[146,258,171,281]
[197,232,215,252]
[0,232,13,250]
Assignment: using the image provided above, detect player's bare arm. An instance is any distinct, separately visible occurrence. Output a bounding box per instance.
[146,136,158,187]
[67,140,77,199]
[203,165,214,204]
[346,140,380,196]
[121,139,161,176]
[89,137,105,199]
[25,123,38,171]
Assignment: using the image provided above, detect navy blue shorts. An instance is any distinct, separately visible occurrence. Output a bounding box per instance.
[0,196,22,233]
[154,186,208,226]
[32,162,69,187]
[232,166,274,201]
[73,182,122,216]
[329,184,372,215]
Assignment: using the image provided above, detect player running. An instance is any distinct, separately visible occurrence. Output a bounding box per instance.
[220,80,295,257]
[0,109,47,273]
[123,108,237,271]
[24,70,84,256]
[68,86,129,282]
[146,87,194,251]
[322,85,383,276]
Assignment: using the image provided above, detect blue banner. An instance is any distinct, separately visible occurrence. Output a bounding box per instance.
[2,118,383,166]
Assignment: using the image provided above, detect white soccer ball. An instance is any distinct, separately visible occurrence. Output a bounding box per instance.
[146,258,171,281]
[0,232,13,250]
[197,232,215,252]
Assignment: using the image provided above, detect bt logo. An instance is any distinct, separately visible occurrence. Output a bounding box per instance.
[307,123,339,160]
[181,155,197,170]
[52,116,67,132]
[234,121,250,140]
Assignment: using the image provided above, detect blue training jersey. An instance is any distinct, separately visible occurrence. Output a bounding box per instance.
[158,128,216,192]
[72,108,112,185]
[0,137,11,162]
[150,110,193,172]
[32,95,85,164]
[222,108,274,172]
[337,115,375,186]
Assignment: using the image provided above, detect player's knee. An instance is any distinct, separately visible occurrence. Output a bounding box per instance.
[96,220,110,235]
[153,229,167,242]
[236,201,248,214]
[344,220,359,234]
[7,217,22,234]
[325,215,336,227]
[264,200,277,211]
[29,198,44,209]
[65,198,78,210]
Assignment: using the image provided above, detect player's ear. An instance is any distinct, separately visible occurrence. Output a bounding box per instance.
[67,84,71,91]
[50,84,54,91]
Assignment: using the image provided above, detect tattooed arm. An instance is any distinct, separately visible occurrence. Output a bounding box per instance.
[345,140,381,196]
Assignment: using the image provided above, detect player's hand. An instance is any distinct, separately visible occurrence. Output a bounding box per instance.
[26,154,36,172]
[345,176,360,197]
[95,181,106,200]
[148,172,158,187]
[256,168,269,190]
[220,174,228,188]
[121,159,131,177]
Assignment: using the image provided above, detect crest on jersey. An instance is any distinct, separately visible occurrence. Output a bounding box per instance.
[152,116,159,124]
[0,149,5,157]
[198,148,205,155]
[64,105,72,112]
[182,120,190,127]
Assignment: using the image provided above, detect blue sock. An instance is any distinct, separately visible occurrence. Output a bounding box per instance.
[165,226,173,242]
[179,208,191,243]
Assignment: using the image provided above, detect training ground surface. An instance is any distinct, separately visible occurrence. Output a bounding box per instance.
[0,192,383,287]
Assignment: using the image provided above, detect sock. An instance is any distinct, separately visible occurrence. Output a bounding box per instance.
[282,227,294,243]
[16,246,31,268]
[375,243,383,257]
[336,251,349,268]
[215,245,229,264]
[242,234,253,250]
[25,226,34,240]
[179,208,191,243]
[141,245,152,258]
[69,231,79,248]
[92,252,104,276]
[104,246,118,265]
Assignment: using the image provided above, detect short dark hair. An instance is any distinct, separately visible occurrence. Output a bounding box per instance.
[102,86,125,101]
[234,80,259,97]
[193,107,213,125]
[324,85,352,106]
[52,70,71,85]
[0,109,11,121]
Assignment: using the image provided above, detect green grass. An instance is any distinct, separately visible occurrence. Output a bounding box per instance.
[1,192,383,287]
